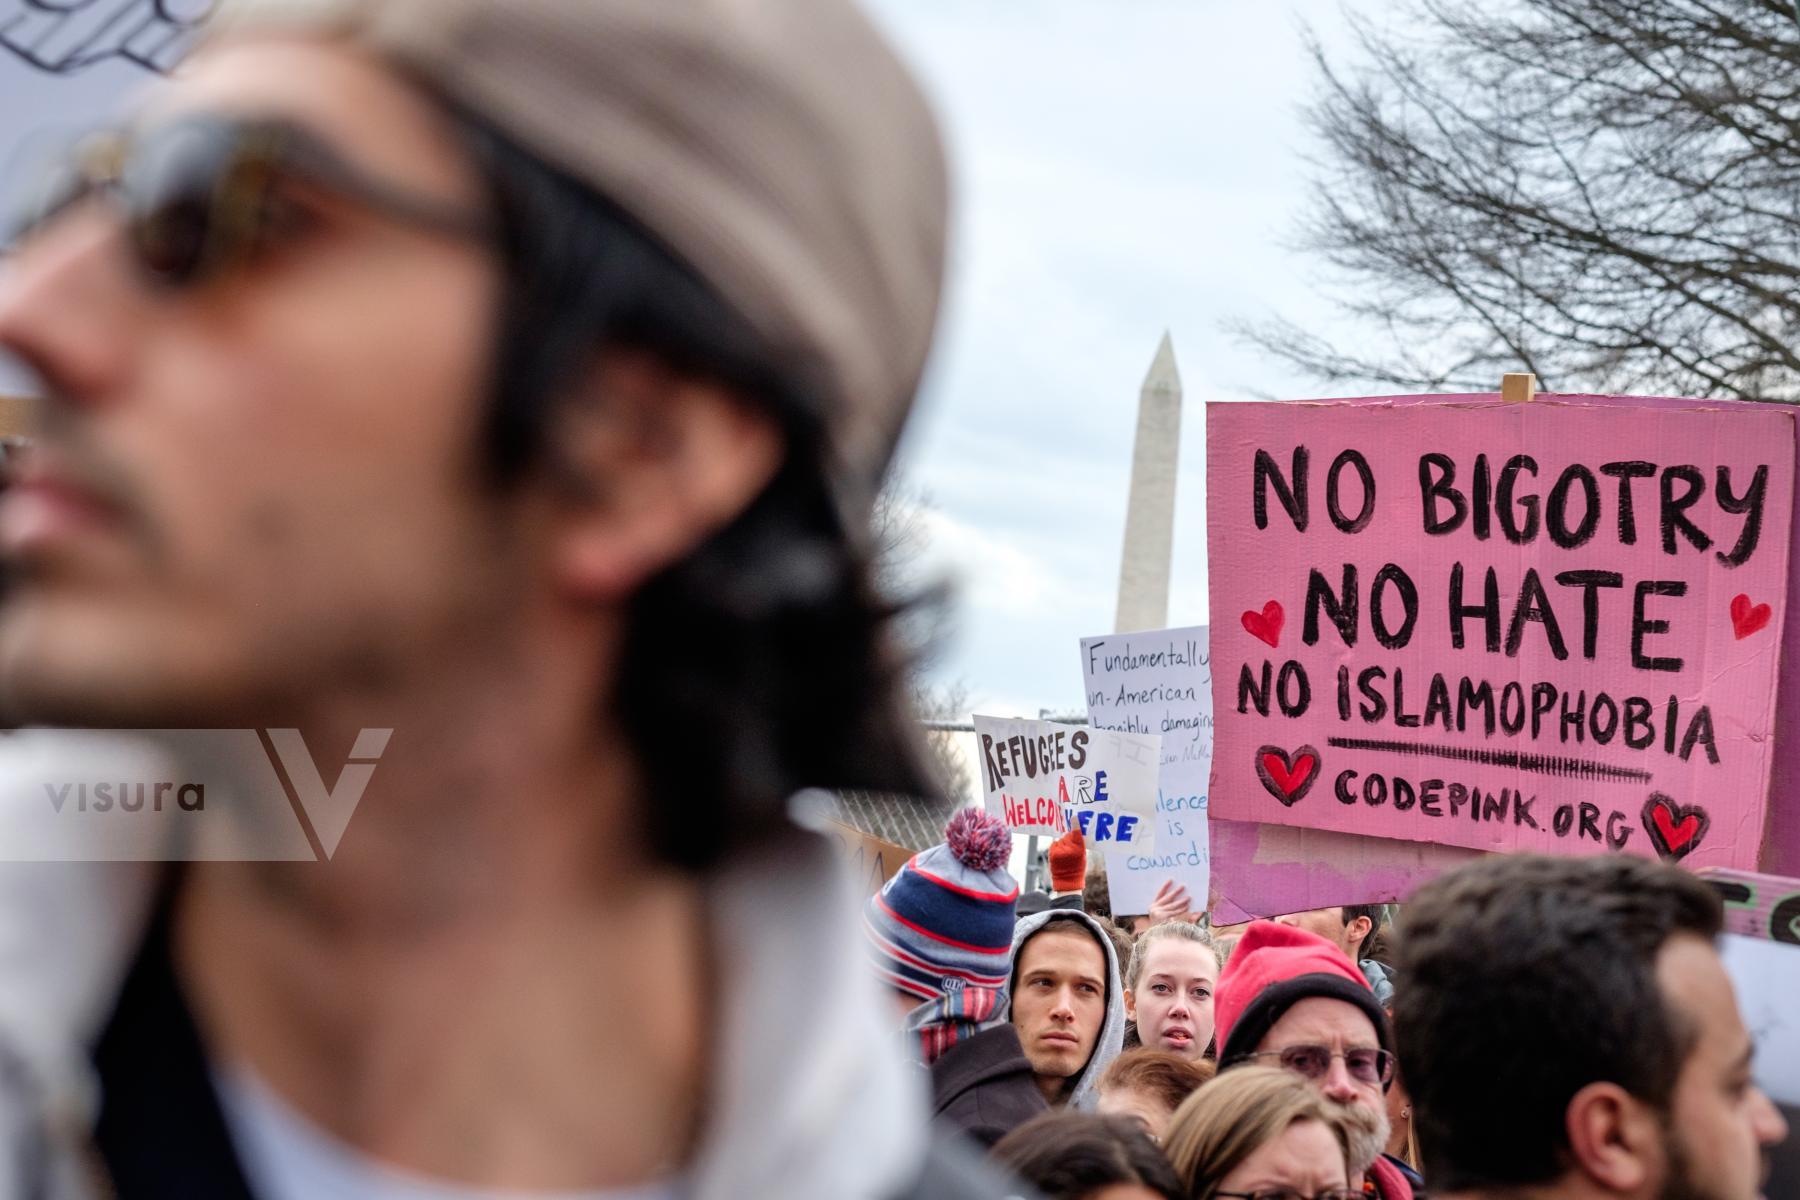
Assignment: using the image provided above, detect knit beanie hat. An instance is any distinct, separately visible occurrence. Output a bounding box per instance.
[1214,921,1393,1067]
[1047,824,1087,893]
[863,809,1019,1001]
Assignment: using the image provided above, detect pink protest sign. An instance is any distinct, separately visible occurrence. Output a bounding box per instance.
[1698,868,1800,944]
[1207,819,1477,925]
[1207,396,1794,872]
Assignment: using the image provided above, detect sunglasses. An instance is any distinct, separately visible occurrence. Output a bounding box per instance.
[1247,1044,1395,1086]
[8,113,491,289]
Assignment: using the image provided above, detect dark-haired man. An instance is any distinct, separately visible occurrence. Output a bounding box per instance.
[1397,854,1786,1200]
[1274,904,1393,1003]
[0,1,1012,1196]
[933,909,1126,1147]
[1008,911,1126,1107]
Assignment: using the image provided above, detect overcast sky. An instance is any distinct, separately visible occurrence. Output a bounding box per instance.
[860,0,1390,720]
[0,1,1393,727]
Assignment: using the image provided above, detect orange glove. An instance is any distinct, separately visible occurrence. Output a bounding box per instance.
[1047,823,1087,893]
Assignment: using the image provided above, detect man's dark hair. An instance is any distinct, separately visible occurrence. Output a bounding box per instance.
[1340,904,1384,960]
[1093,916,1134,980]
[1083,869,1112,920]
[449,109,935,871]
[992,1112,1182,1200]
[1013,914,1114,1001]
[1394,854,1723,1192]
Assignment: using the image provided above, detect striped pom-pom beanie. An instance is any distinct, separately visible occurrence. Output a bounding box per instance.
[863,808,1019,1001]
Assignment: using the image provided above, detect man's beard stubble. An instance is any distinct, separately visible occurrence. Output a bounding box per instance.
[1659,1119,1769,1200]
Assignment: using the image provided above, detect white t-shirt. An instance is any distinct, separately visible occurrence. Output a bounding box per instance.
[213,1065,684,1200]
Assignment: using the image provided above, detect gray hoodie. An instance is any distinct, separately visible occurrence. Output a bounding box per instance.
[999,909,1127,1112]
[1360,958,1396,1007]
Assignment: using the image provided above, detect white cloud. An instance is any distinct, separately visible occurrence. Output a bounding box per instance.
[863,0,1397,717]
[918,505,1110,622]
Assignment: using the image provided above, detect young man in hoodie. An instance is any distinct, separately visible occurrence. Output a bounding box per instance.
[932,908,1126,1147]
[0,1,1012,1197]
[1214,922,1415,1200]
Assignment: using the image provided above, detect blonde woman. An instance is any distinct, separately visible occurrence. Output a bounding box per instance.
[1124,922,1222,1061]
[1163,1066,1380,1200]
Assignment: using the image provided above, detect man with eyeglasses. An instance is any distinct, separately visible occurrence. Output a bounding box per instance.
[1213,922,1414,1200]
[0,1,1019,1197]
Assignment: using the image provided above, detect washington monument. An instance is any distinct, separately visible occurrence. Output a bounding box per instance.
[1114,332,1182,633]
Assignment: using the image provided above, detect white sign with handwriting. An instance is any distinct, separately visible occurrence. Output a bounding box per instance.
[1080,626,1212,915]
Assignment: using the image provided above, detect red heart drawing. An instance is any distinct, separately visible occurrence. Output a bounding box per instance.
[1242,600,1284,649]
[1730,593,1771,640]
[1641,793,1711,862]
[1255,744,1320,807]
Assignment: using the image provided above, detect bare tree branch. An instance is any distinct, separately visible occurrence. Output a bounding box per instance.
[1243,0,1800,401]
[872,486,972,804]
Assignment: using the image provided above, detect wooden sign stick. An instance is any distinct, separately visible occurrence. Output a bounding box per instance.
[1501,372,1538,404]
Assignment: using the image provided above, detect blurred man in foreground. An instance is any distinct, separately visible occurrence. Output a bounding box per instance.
[0,1,1006,1195]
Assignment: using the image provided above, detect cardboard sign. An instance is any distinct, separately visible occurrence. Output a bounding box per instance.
[820,819,911,896]
[1717,875,1800,1113]
[973,715,1159,848]
[1720,933,1800,1106]
[1207,819,1478,925]
[1702,867,1800,945]
[1079,626,1211,915]
[1209,396,1793,871]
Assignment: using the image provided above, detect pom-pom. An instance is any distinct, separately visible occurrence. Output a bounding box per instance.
[944,808,1011,873]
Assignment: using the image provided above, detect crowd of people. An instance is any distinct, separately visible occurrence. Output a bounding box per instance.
[866,810,1789,1200]
[0,0,1787,1195]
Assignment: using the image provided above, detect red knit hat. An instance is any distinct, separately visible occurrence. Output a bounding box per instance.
[1047,824,1087,892]
[1214,921,1392,1067]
